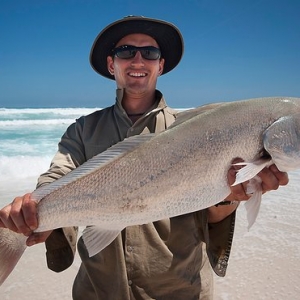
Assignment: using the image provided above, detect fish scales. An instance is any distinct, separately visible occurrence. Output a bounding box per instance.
[35,97,300,231]
[1,96,300,286]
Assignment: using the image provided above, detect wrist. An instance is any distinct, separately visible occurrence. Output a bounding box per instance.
[208,201,239,223]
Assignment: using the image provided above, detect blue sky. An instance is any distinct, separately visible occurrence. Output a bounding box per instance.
[1,0,299,108]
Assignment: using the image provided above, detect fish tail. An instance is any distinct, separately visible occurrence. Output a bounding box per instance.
[0,228,27,286]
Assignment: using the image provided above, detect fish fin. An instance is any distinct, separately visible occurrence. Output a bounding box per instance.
[82,226,121,257]
[169,102,225,129]
[232,158,273,186]
[244,176,263,230]
[0,228,27,286]
[32,133,156,201]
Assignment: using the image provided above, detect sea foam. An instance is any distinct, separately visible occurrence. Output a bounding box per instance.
[0,107,98,205]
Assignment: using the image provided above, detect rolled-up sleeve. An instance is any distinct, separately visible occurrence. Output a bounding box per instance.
[194,209,236,277]
[45,227,78,272]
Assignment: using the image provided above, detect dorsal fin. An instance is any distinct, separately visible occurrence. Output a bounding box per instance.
[31,133,156,202]
[169,102,224,129]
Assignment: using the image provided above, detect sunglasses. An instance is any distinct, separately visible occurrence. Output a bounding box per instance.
[112,45,161,60]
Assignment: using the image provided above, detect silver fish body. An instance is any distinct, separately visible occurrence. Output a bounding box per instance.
[1,96,300,285]
[34,97,300,232]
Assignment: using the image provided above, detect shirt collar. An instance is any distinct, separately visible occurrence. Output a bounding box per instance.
[115,88,167,116]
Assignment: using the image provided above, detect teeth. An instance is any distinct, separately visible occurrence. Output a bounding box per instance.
[129,72,146,77]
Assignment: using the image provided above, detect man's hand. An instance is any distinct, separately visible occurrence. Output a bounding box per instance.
[0,193,52,246]
[227,158,289,201]
[207,158,289,223]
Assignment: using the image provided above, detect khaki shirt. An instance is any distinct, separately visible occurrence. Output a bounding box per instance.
[38,89,236,300]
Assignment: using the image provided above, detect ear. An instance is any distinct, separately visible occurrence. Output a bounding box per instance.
[158,58,165,76]
[107,56,114,75]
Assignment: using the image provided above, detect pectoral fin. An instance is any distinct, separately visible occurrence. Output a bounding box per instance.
[233,158,273,186]
[244,176,263,230]
[82,226,122,257]
[232,160,272,230]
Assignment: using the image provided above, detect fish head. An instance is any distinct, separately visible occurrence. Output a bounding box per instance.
[264,113,300,172]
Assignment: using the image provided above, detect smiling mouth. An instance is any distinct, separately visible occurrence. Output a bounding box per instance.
[128,72,147,77]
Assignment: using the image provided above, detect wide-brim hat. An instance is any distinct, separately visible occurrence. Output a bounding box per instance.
[90,15,184,80]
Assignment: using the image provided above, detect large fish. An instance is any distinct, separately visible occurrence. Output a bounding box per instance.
[1,96,300,286]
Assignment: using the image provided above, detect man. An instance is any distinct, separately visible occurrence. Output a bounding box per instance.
[0,16,288,299]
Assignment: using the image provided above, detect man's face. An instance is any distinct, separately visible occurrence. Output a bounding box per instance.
[107,33,165,95]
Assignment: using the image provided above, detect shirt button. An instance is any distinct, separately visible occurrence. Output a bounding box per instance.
[127,246,133,252]
[128,280,133,286]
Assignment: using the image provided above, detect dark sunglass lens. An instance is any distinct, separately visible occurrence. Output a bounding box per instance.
[114,47,135,59]
[141,49,152,59]
[141,48,160,60]
[113,46,161,60]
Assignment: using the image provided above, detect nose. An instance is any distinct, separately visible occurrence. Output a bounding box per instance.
[130,51,144,65]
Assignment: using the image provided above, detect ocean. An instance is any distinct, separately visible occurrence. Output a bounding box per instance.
[0,107,98,205]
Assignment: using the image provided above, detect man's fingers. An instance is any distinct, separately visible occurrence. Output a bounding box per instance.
[0,205,19,232]
[269,165,289,186]
[227,164,250,201]
[10,196,32,234]
[22,194,38,231]
[227,158,290,203]
[258,165,289,192]
[26,231,52,247]
[0,203,19,231]
[258,167,279,192]
[0,193,37,235]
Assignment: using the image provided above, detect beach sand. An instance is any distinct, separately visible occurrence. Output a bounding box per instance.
[214,171,300,300]
[1,172,300,299]
[0,177,79,300]
[0,244,79,300]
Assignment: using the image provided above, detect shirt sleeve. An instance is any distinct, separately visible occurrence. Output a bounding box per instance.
[37,119,86,187]
[194,209,236,277]
[45,227,78,272]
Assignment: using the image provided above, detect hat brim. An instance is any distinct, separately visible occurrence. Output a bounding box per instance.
[90,16,184,79]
